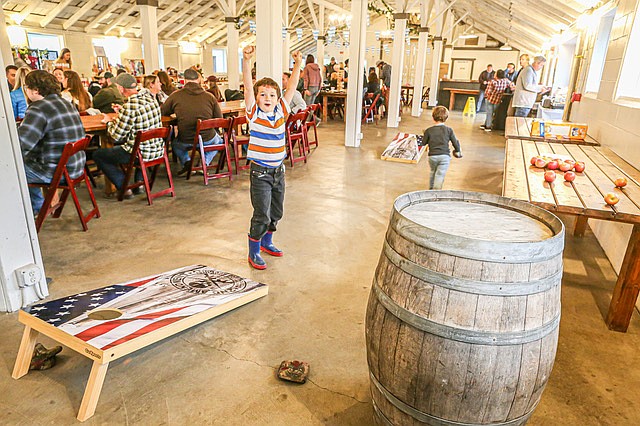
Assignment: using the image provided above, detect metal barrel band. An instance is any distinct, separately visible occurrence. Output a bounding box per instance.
[370,372,535,426]
[383,240,563,297]
[371,399,395,426]
[391,191,565,264]
[372,281,560,346]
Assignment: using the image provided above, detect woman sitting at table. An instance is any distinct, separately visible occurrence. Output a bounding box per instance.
[142,74,168,105]
[52,68,65,91]
[10,66,31,120]
[206,75,224,102]
[61,70,92,113]
[157,71,176,96]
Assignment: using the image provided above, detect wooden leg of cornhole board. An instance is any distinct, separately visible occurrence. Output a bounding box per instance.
[12,325,39,379]
[574,216,589,237]
[77,361,110,422]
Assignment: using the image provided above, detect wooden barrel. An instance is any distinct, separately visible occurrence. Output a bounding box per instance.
[366,191,565,426]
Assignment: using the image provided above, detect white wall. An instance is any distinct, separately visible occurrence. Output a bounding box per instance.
[447,48,521,80]
[570,0,640,278]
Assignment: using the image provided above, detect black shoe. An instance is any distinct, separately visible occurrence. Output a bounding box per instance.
[177,160,192,176]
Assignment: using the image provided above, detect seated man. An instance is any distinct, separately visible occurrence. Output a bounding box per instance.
[93,73,164,198]
[92,71,125,113]
[161,68,223,175]
[282,72,307,113]
[18,70,86,213]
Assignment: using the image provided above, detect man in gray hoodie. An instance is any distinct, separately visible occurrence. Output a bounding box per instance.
[161,68,223,175]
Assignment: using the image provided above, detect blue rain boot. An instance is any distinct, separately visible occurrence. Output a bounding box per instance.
[261,231,283,257]
[248,235,267,270]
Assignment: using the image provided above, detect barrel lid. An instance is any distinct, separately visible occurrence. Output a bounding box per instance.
[392,191,565,263]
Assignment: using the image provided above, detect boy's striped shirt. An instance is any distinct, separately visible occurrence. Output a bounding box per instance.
[246,98,291,168]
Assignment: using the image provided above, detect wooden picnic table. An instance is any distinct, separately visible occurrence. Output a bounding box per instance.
[505,116,599,146]
[401,85,414,106]
[503,139,640,332]
[442,87,478,111]
[319,90,347,121]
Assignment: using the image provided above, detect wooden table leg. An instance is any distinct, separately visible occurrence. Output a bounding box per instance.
[77,361,110,422]
[574,216,589,237]
[12,325,39,379]
[606,224,640,332]
[322,96,328,122]
[449,92,455,111]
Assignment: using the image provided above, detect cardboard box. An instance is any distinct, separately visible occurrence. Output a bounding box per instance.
[531,119,588,140]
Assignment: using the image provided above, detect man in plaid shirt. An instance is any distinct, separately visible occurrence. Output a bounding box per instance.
[93,73,164,198]
[18,70,85,213]
[481,69,511,132]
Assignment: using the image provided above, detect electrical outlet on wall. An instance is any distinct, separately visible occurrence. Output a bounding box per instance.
[15,264,42,288]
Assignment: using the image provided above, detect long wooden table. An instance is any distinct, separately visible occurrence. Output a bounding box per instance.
[319,90,347,121]
[503,139,640,332]
[442,87,478,111]
[505,117,599,146]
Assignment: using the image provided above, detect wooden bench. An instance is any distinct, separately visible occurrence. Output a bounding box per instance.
[442,88,479,111]
[12,265,268,421]
[505,117,600,146]
[503,139,640,332]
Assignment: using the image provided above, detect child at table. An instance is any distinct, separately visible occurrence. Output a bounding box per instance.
[242,45,303,270]
[424,106,462,190]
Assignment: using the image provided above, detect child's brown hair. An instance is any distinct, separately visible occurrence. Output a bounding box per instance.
[253,77,281,98]
[432,106,449,123]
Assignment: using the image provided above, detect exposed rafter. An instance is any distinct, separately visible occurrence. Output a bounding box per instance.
[63,0,102,30]
[40,0,75,27]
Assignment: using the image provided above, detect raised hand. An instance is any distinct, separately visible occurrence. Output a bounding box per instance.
[243,45,255,60]
[292,50,303,64]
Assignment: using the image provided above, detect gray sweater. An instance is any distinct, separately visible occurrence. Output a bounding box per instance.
[424,124,461,156]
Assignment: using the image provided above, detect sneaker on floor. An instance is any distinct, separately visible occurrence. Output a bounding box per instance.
[123,189,134,199]
[484,128,492,132]
[479,125,486,129]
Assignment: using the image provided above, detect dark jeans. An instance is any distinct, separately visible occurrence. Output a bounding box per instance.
[249,162,285,240]
[93,146,140,190]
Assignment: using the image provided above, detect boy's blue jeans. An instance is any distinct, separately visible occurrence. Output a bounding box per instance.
[428,154,451,190]
[172,133,223,166]
[249,162,285,240]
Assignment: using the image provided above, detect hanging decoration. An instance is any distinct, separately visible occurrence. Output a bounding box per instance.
[312,29,319,41]
[282,27,288,40]
[296,28,303,41]
[375,30,380,41]
[249,20,256,34]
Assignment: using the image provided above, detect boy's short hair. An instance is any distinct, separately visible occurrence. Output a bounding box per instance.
[496,69,505,79]
[24,70,61,97]
[432,106,449,123]
[253,77,281,99]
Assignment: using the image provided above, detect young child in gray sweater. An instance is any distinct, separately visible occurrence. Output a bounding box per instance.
[423,106,462,190]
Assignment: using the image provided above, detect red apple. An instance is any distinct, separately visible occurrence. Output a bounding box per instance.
[604,193,619,205]
[574,161,586,173]
[530,156,539,165]
[547,160,559,170]
[614,177,628,188]
[535,158,547,169]
[565,159,575,166]
[564,171,576,182]
[544,171,556,182]
[559,162,573,172]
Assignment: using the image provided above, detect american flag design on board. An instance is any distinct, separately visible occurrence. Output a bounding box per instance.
[23,265,266,350]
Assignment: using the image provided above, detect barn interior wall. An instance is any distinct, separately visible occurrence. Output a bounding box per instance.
[571,0,640,279]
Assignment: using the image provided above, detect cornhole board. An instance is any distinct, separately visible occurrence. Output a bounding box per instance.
[12,265,268,421]
[381,133,427,164]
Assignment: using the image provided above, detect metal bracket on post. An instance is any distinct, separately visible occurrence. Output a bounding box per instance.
[224,16,240,23]
[393,13,411,20]
[418,27,429,33]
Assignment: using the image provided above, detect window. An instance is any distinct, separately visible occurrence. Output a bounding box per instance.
[585,9,615,93]
[617,4,640,99]
[212,48,227,73]
[27,32,63,53]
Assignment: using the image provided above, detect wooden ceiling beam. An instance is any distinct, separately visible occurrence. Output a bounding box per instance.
[104,4,138,35]
[40,0,75,27]
[63,0,102,30]
[167,2,223,39]
[85,2,127,31]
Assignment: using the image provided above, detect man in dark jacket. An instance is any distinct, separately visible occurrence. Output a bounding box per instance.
[92,71,125,113]
[476,64,495,112]
[161,68,223,175]
[19,70,85,213]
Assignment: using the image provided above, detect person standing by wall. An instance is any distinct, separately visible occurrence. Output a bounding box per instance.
[476,64,495,112]
[512,56,551,118]
[54,48,72,70]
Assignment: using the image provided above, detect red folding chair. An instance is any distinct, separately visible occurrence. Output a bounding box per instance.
[230,115,250,173]
[285,110,309,167]
[118,126,175,205]
[304,103,321,152]
[30,135,100,232]
[362,93,381,124]
[186,117,233,185]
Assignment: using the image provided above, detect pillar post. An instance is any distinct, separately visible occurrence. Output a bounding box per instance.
[317,6,325,66]
[137,0,160,72]
[411,0,434,117]
[256,0,283,81]
[344,0,367,148]
[0,8,14,67]
[226,18,240,90]
[282,0,290,71]
[386,13,408,128]
[428,2,445,107]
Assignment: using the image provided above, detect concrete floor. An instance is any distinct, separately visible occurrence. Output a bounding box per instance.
[2,110,640,425]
